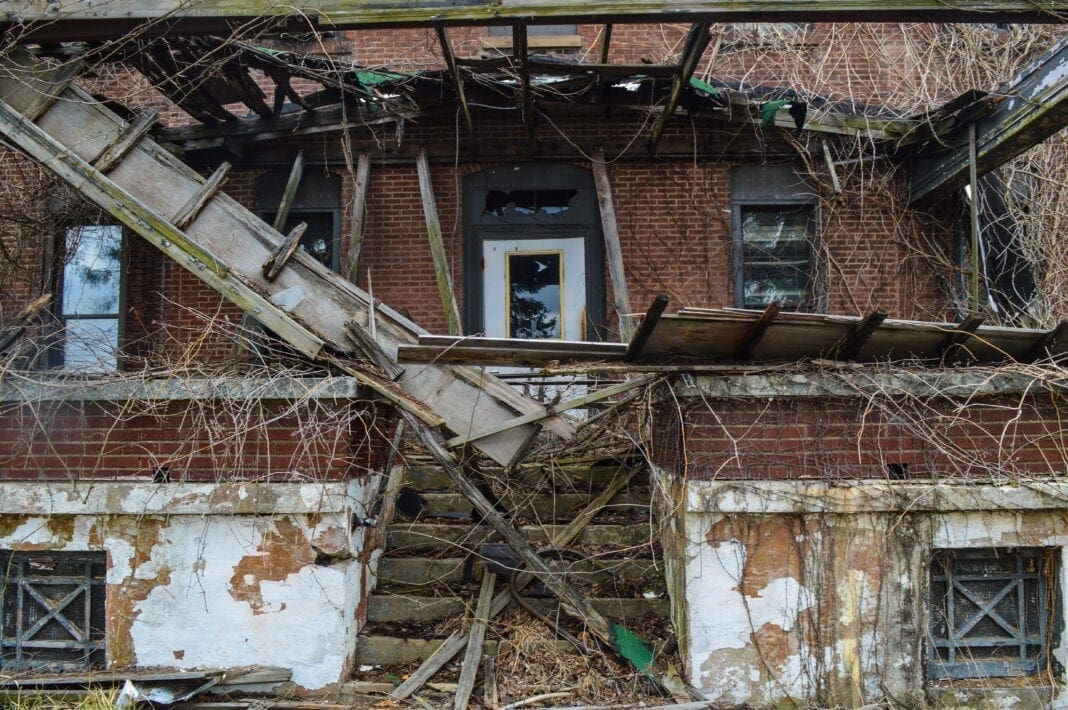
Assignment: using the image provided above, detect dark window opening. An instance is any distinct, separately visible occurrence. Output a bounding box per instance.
[739,205,814,310]
[55,224,124,372]
[484,189,578,218]
[260,211,338,271]
[887,463,910,480]
[1,551,107,671]
[507,252,562,339]
[929,548,1060,680]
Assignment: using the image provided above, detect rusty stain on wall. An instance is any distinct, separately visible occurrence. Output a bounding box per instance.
[229,517,315,614]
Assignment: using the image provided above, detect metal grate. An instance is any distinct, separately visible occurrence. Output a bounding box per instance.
[929,548,1057,679]
[1,551,107,670]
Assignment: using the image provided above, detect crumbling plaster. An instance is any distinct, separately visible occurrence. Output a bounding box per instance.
[0,481,375,690]
[672,479,1068,708]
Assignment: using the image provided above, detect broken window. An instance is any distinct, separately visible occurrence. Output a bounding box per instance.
[732,165,817,311]
[484,189,578,218]
[1,551,107,670]
[255,170,341,272]
[55,224,124,372]
[928,548,1060,679]
[260,210,338,270]
[507,251,562,339]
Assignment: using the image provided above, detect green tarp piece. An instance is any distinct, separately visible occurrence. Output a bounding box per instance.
[611,623,655,674]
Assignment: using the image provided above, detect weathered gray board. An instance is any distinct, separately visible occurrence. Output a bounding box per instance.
[0,52,574,465]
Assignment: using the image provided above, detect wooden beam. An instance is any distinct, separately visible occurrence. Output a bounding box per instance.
[590,147,633,341]
[828,309,887,360]
[346,152,372,283]
[650,23,710,146]
[273,148,305,232]
[454,572,495,710]
[594,24,613,102]
[6,1,1064,42]
[416,147,463,335]
[513,25,533,136]
[735,302,780,360]
[935,315,984,362]
[436,26,473,132]
[262,222,308,280]
[909,36,1068,206]
[625,294,669,362]
[172,161,231,229]
[21,60,83,122]
[1023,320,1066,362]
[822,141,842,194]
[92,109,158,173]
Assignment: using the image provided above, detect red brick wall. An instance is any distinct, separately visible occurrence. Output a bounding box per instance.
[652,391,1066,480]
[0,398,390,482]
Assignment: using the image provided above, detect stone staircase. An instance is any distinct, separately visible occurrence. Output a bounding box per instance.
[354,455,673,684]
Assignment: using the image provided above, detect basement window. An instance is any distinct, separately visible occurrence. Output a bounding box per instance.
[1,551,107,670]
[55,224,124,372]
[928,548,1060,680]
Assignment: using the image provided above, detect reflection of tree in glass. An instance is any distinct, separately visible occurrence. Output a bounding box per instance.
[509,253,561,339]
[64,225,122,315]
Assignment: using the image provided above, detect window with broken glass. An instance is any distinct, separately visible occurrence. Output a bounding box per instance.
[928,547,1060,680]
[0,552,107,670]
[732,165,817,311]
[54,224,124,372]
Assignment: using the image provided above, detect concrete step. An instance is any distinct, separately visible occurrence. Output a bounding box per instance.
[375,557,661,589]
[356,635,576,667]
[401,462,647,491]
[405,491,648,521]
[367,593,669,624]
[385,523,654,553]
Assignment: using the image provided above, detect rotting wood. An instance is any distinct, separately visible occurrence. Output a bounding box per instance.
[346,318,402,379]
[454,571,496,710]
[21,60,83,121]
[443,375,654,448]
[325,356,446,429]
[1023,320,1066,362]
[734,302,780,359]
[262,222,308,281]
[650,23,710,146]
[0,293,51,353]
[513,25,534,137]
[594,23,613,102]
[173,161,231,229]
[273,149,306,232]
[369,421,408,552]
[591,147,633,340]
[91,108,158,173]
[483,654,499,709]
[936,315,984,363]
[625,294,670,362]
[437,26,473,132]
[346,152,372,283]
[390,464,640,700]
[416,147,463,335]
[829,309,887,360]
[822,141,842,194]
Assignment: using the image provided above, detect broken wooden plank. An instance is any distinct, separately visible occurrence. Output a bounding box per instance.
[822,141,842,194]
[1023,320,1066,362]
[591,147,633,341]
[390,464,640,700]
[346,318,403,378]
[650,23,710,146]
[437,26,473,132]
[443,375,654,449]
[483,654,498,709]
[416,147,463,335]
[625,294,669,362]
[735,302,780,359]
[936,315,984,362]
[262,222,308,281]
[91,108,158,173]
[21,60,83,122]
[273,149,306,232]
[346,152,372,283]
[172,161,231,229]
[454,571,496,710]
[0,293,51,353]
[828,309,887,360]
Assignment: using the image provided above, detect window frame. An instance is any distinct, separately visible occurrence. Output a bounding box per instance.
[927,547,1060,680]
[731,164,819,312]
[51,223,127,373]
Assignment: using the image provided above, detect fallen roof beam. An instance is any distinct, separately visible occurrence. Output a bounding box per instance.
[513,25,534,136]
[436,26,473,132]
[909,35,1068,206]
[3,1,1065,42]
[651,23,710,146]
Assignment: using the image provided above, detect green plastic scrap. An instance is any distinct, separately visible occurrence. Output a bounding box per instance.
[611,623,655,674]
[761,99,791,128]
[688,76,720,98]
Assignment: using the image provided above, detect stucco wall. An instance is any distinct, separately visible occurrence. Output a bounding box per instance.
[0,481,375,690]
[669,479,1068,708]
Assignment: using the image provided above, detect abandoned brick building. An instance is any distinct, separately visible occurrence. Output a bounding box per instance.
[0,2,1065,707]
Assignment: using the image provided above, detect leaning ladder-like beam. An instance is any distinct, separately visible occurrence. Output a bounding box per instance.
[345,152,372,283]
[436,26,473,132]
[650,23,711,147]
[0,50,573,467]
[273,149,305,232]
[909,36,1068,206]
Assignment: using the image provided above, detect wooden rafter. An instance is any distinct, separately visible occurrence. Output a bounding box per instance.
[512,25,533,135]
[436,26,473,131]
[650,23,711,146]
